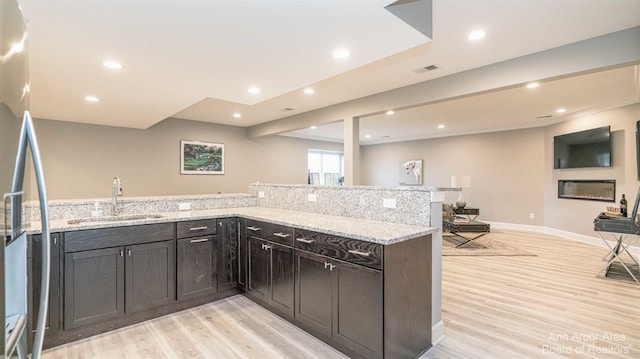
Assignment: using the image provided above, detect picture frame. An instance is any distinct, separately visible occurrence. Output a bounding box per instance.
[310,173,320,185]
[181,140,224,175]
[399,159,422,185]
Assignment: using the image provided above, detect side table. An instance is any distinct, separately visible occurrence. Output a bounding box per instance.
[443,207,490,247]
[454,207,479,221]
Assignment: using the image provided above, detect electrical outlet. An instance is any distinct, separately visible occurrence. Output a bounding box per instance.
[178,202,191,211]
[258,191,265,198]
[383,198,397,209]
[308,194,317,202]
[529,212,535,219]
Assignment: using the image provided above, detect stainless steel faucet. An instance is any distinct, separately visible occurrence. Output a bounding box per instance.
[112,176,123,215]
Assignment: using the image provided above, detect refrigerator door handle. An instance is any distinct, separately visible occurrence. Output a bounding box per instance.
[12,111,51,359]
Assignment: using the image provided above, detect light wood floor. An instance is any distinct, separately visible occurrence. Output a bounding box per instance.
[42,230,640,358]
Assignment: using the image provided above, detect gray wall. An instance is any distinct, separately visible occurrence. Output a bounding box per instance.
[32,117,342,199]
[360,127,547,226]
[360,102,640,238]
[544,103,640,237]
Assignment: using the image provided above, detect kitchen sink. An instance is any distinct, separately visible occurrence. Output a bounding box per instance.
[67,213,164,225]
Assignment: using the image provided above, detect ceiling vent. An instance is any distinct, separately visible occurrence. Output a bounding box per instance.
[283,107,294,111]
[413,65,439,74]
[536,115,553,119]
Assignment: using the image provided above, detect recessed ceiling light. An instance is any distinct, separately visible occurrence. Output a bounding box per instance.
[84,96,99,103]
[233,113,242,119]
[102,60,123,70]
[467,29,486,41]
[365,134,371,138]
[332,48,351,59]
[248,86,261,94]
[556,108,567,113]
[438,124,445,129]
[386,110,395,115]
[303,88,315,95]
[526,82,540,89]
[310,126,317,130]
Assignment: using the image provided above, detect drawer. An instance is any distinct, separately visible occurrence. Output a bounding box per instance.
[177,219,217,239]
[294,228,383,270]
[65,223,175,253]
[244,219,294,247]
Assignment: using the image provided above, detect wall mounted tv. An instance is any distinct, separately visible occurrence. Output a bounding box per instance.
[553,126,611,169]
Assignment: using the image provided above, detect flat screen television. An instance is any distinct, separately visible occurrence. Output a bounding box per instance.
[553,126,611,169]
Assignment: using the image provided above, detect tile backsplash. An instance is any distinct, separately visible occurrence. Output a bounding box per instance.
[249,183,444,227]
[26,193,256,221]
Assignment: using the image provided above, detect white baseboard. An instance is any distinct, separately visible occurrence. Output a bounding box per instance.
[486,221,640,257]
[431,320,445,346]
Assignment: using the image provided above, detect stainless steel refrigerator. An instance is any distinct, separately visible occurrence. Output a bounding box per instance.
[1,0,51,358]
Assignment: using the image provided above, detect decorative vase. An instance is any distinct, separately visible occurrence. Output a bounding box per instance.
[456,191,466,208]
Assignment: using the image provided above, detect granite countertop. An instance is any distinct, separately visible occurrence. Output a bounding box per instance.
[28,207,437,245]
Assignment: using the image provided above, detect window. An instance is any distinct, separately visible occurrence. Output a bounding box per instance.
[308,150,344,185]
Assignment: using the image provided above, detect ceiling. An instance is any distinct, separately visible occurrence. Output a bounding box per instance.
[282,65,640,144]
[18,0,640,138]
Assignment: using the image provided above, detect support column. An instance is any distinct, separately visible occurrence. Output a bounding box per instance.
[429,191,445,345]
[343,117,360,185]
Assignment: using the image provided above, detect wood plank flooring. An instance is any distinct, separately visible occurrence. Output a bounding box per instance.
[42,230,640,359]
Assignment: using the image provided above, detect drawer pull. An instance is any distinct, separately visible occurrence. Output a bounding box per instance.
[189,226,209,231]
[247,226,261,231]
[348,249,371,257]
[296,237,314,244]
[190,238,209,243]
[273,232,290,238]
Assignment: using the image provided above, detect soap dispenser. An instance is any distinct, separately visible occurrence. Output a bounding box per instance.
[91,202,103,218]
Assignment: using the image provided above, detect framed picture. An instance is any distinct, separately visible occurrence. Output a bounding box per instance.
[310,173,320,185]
[181,140,224,175]
[399,159,422,185]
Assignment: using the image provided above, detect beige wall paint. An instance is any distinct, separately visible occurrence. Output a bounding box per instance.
[32,117,342,199]
[544,103,640,237]
[360,128,546,226]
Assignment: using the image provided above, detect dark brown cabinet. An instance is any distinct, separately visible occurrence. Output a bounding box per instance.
[27,233,62,348]
[237,217,248,291]
[63,223,176,329]
[176,236,218,301]
[125,240,175,313]
[295,249,383,358]
[64,240,175,329]
[176,218,218,301]
[247,236,294,317]
[64,246,124,329]
[217,218,238,291]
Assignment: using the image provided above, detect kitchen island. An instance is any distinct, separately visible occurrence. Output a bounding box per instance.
[26,186,444,358]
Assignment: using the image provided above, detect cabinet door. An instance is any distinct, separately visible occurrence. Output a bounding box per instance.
[237,218,247,290]
[295,250,333,338]
[247,237,270,302]
[269,242,294,316]
[64,247,124,329]
[333,260,383,359]
[218,218,238,291]
[28,233,61,347]
[126,240,175,313]
[177,236,217,301]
